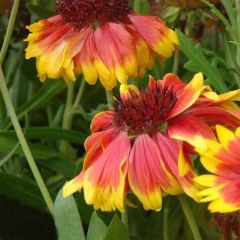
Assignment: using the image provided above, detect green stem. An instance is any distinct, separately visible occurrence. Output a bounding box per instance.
[62,82,75,130]
[236,0,240,69]
[121,209,129,230]
[72,80,86,109]
[0,67,55,215]
[178,195,202,240]
[0,0,20,65]
[172,50,180,74]
[134,0,141,13]
[163,205,169,240]
[60,82,75,153]
[105,90,114,110]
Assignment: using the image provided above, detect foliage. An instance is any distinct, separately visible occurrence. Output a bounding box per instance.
[0,0,240,239]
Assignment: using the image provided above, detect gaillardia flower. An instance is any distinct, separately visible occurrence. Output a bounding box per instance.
[25,0,178,90]
[63,73,240,212]
[195,125,240,213]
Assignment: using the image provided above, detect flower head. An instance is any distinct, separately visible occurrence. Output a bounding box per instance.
[63,73,240,212]
[195,125,240,213]
[25,0,178,90]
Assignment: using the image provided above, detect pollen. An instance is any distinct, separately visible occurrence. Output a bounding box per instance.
[113,84,177,136]
[56,0,132,29]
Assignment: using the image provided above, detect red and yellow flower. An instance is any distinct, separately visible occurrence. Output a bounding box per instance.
[25,0,178,90]
[195,125,240,213]
[63,73,240,212]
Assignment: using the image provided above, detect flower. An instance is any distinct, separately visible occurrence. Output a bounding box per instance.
[63,73,240,212]
[195,125,240,213]
[25,0,178,90]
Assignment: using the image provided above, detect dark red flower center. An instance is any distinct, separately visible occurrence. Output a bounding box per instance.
[56,0,132,29]
[113,85,177,136]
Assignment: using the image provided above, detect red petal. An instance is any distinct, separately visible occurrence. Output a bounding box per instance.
[83,131,131,211]
[128,134,169,210]
[168,114,215,148]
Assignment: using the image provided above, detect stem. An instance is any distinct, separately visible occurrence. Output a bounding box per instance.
[134,0,141,13]
[72,80,86,109]
[172,50,180,74]
[0,0,20,65]
[163,205,169,240]
[105,90,114,110]
[236,0,240,69]
[0,67,55,215]
[178,195,202,240]
[121,210,129,230]
[60,82,75,153]
[62,82,75,130]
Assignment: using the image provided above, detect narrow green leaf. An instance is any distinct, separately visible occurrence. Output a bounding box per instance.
[1,80,66,129]
[0,173,46,210]
[0,127,87,144]
[0,134,59,159]
[176,30,227,92]
[104,215,129,240]
[220,0,238,40]
[54,189,85,240]
[37,158,75,178]
[87,212,107,240]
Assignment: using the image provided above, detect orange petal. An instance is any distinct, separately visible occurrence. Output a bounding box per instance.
[167,73,204,119]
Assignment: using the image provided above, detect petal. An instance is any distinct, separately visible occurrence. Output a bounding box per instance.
[194,175,217,187]
[167,73,204,118]
[208,198,239,213]
[162,73,186,97]
[90,111,115,133]
[63,172,84,197]
[84,127,118,151]
[129,15,177,58]
[128,134,169,211]
[154,133,199,200]
[216,125,235,148]
[168,114,215,149]
[83,131,130,212]
[189,106,240,129]
[120,83,140,100]
[203,89,240,103]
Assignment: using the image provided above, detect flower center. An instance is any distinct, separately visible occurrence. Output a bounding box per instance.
[56,0,132,29]
[113,85,177,136]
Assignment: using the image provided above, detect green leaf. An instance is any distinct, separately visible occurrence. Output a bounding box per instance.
[104,214,129,240]
[0,127,87,144]
[37,158,75,178]
[220,0,237,39]
[1,80,66,129]
[54,189,85,240]
[176,30,227,92]
[0,173,46,210]
[0,133,59,159]
[87,212,107,240]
